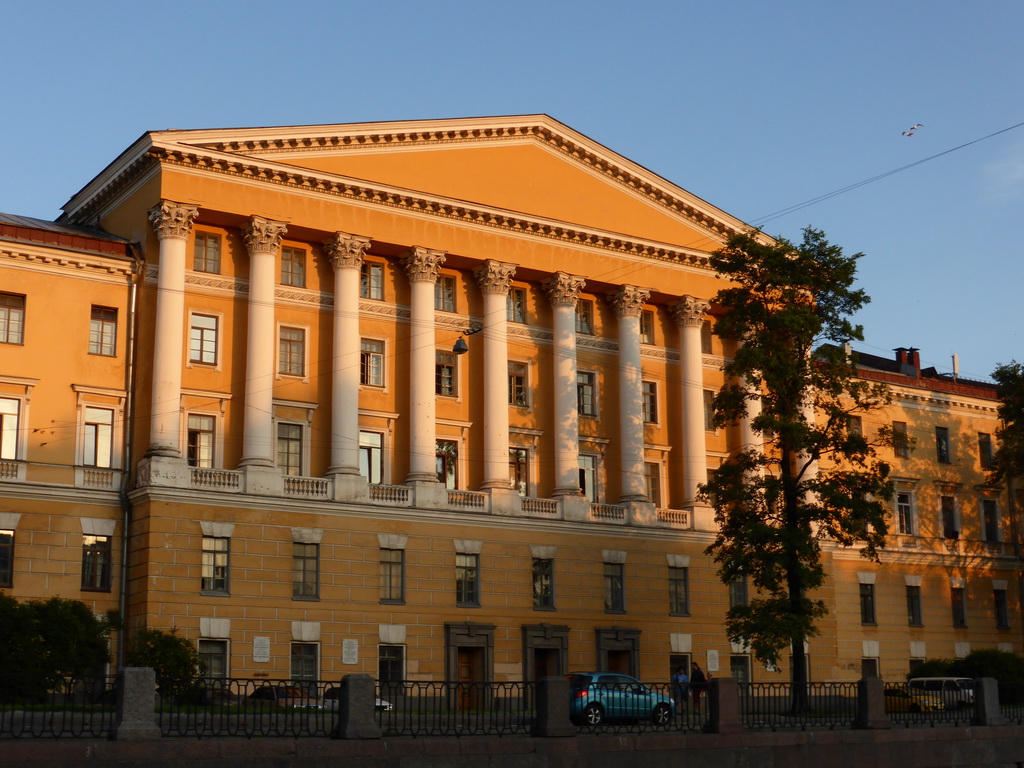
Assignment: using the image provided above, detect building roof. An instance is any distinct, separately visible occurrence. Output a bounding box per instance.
[0,212,131,259]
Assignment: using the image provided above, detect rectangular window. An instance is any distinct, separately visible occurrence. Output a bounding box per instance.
[578,454,597,502]
[436,439,458,489]
[642,381,658,423]
[0,398,19,460]
[187,415,215,468]
[906,585,923,626]
[639,310,655,344]
[508,362,528,407]
[380,548,405,604]
[700,320,713,354]
[896,491,915,535]
[290,643,318,689]
[293,542,319,599]
[434,275,456,312]
[577,371,597,417]
[278,326,305,376]
[644,462,661,507]
[0,293,26,344]
[379,645,404,684]
[360,262,383,300]
[941,496,959,539]
[860,583,876,624]
[82,534,112,592]
[189,314,218,365]
[849,415,863,435]
[861,658,880,678]
[935,426,951,464]
[979,433,994,470]
[951,587,967,628]
[532,558,554,609]
[509,447,528,496]
[703,390,716,431]
[88,306,117,356]
[507,287,527,323]
[0,529,13,588]
[194,232,221,274]
[277,423,303,476]
[995,589,1010,629]
[201,536,229,593]
[360,339,384,387]
[669,566,689,615]
[729,576,748,608]
[575,299,594,335]
[281,247,306,288]
[359,431,383,484]
[455,553,480,606]
[435,351,457,396]
[893,421,909,458]
[604,562,625,612]
[198,639,228,680]
[730,655,752,685]
[983,499,1000,542]
[82,407,114,468]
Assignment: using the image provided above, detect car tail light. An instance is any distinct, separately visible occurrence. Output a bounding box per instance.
[574,689,588,699]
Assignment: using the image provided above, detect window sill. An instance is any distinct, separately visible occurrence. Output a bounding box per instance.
[670,611,691,618]
[81,587,112,593]
[201,590,230,597]
[533,605,556,612]
[292,595,320,602]
[380,599,405,606]
[456,602,481,609]
[604,609,627,615]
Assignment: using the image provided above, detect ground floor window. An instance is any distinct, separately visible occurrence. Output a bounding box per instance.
[291,643,318,692]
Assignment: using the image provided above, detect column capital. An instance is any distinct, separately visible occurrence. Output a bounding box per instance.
[610,285,651,318]
[671,295,711,327]
[401,246,446,282]
[324,231,372,270]
[474,260,517,295]
[544,272,586,307]
[148,201,198,240]
[244,216,288,255]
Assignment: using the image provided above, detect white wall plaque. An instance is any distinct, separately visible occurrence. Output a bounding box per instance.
[342,639,359,665]
[253,636,270,663]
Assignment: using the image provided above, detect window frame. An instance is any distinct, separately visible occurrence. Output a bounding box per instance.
[978,433,994,470]
[436,439,459,489]
[603,561,625,613]
[576,371,597,417]
[82,406,115,468]
[378,644,405,685]
[982,498,1001,543]
[641,381,658,424]
[380,547,405,604]
[995,588,1010,629]
[292,542,319,600]
[455,552,480,607]
[198,639,229,680]
[578,453,598,502]
[669,565,689,616]
[290,642,319,690]
[280,247,307,288]
[187,413,216,469]
[893,421,909,459]
[644,461,662,507]
[360,261,384,300]
[276,421,304,477]
[435,350,458,397]
[201,535,230,595]
[359,430,384,484]
[360,339,385,388]
[434,274,457,312]
[88,306,117,357]
[703,389,716,431]
[508,362,529,408]
[193,231,222,274]
[277,325,307,378]
[896,491,915,535]
[935,426,951,464]
[532,557,554,610]
[188,312,220,367]
[859,582,876,625]
[575,299,594,335]
[906,584,923,627]
[729,576,748,609]
[700,320,713,354]
[0,528,12,588]
[941,495,959,539]
[639,310,655,345]
[81,534,113,592]
[0,292,25,345]
[0,396,24,461]
[951,586,967,628]
[507,287,527,323]
[509,447,529,496]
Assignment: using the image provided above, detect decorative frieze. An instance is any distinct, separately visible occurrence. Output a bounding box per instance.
[610,285,650,318]
[401,246,446,283]
[243,216,288,254]
[474,260,517,295]
[325,231,372,270]
[149,201,198,240]
[543,272,586,307]
[671,295,710,327]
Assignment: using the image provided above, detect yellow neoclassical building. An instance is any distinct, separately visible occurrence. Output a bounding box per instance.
[0,116,1018,685]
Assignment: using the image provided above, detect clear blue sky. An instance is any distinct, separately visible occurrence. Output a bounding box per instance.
[3,0,1021,382]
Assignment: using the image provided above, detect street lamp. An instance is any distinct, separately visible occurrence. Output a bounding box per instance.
[452,324,483,355]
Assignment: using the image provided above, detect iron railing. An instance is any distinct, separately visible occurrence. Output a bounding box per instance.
[740,682,858,731]
[0,674,117,738]
[883,683,973,727]
[571,681,707,734]
[999,681,1024,723]
[376,681,534,736]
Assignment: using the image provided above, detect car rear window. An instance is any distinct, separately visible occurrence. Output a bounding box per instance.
[567,675,593,686]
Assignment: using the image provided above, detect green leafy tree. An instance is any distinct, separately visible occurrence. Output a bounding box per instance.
[701,227,894,708]
[126,628,204,698]
[991,362,1024,505]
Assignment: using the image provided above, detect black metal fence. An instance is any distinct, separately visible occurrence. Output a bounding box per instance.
[0,674,117,738]
[740,682,859,731]
[377,681,534,736]
[883,683,974,728]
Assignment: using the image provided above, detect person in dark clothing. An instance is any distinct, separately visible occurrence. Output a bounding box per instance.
[690,661,707,713]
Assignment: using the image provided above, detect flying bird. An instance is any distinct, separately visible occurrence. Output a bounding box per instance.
[902,123,924,137]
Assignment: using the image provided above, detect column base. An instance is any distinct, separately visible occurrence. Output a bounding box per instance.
[136,456,192,489]
[331,473,369,503]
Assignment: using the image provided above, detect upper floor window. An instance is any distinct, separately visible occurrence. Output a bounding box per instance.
[978,433,994,470]
[82,407,114,468]
[507,287,527,323]
[380,548,405,604]
[577,372,597,417]
[0,529,13,588]
[951,586,967,628]
[277,423,303,476]
[995,588,1010,629]
[982,499,1000,543]
[436,439,458,489]
[189,314,218,365]
[532,558,554,609]
[575,299,594,335]
[194,232,221,274]
[639,310,655,344]
[201,536,229,594]
[703,390,716,431]
[700,320,713,354]
[0,398,20,460]
[435,351,457,397]
[579,454,598,502]
[509,447,528,496]
[669,566,690,615]
[434,275,456,312]
[644,462,661,507]
[360,262,384,300]
[893,421,909,458]
[941,495,959,539]
[89,306,117,356]
[849,415,863,435]
[859,583,876,624]
[935,426,951,464]
[642,381,658,423]
[0,293,26,345]
[360,339,384,387]
[604,562,625,612]
[278,326,305,377]
[729,576,748,608]
[82,534,112,592]
[508,362,528,407]
[187,414,215,468]
[896,491,915,535]
[359,431,383,484]
[906,585,923,626]
[281,247,306,288]
[455,553,480,607]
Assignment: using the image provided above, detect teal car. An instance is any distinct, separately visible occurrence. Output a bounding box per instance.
[568,673,675,726]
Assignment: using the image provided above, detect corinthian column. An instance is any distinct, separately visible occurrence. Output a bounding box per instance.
[147,201,197,457]
[325,231,372,477]
[240,216,287,467]
[611,286,650,502]
[475,261,516,490]
[672,295,711,506]
[401,247,446,483]
[544,272,586,497]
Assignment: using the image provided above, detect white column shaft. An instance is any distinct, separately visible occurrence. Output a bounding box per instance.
[242,250,276,466]
[149,236,186,455]
[482,290,510,488]
[552,303,580,495]
[618,313,647,501]
[407,279,437,481]
[331,266,361,474]
[680,322,706,504]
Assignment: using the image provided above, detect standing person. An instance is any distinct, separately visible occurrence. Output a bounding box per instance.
[690,661,707,713]
[671,665,689,715]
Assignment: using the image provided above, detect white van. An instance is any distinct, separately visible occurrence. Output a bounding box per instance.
[907,677,974,709]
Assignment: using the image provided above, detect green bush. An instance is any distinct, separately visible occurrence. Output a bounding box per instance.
[949,648,1024,684]
[906,658,954,679]
[125,628,204,700]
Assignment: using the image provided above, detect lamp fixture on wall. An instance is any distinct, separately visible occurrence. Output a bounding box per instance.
[452,324,484,355]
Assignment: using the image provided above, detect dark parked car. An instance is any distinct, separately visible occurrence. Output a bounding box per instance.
[567,672,674,726]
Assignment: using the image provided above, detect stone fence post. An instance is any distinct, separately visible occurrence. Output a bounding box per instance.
[533,676,576,737]
[854,677,889,730]
[330,674,383,739]
[703,677,742,734]
[973,677,1008,726]
[113,667,161,740]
